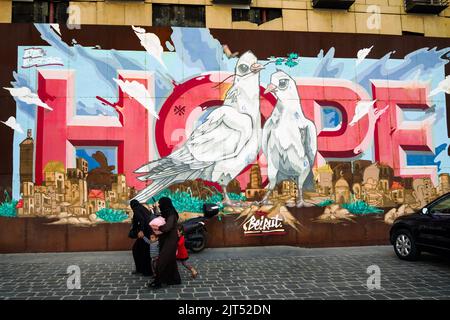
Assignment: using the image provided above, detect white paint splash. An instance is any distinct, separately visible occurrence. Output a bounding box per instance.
[4,87,53,110]
[132,25,164,66]
[349,100,377,126]
[113,78,159,119]
[429,75,450,97]
[1,116,24,134]
[165,41,175,52]
[356,46,374,66]
[50,23,61,36]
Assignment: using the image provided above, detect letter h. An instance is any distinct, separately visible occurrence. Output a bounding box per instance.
[35,69,155,189]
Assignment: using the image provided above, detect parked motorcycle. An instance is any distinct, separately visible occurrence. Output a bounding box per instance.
[182,203,219,253]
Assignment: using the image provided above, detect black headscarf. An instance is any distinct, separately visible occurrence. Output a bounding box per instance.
[158,197,179,220]
[130,199,143,220]
[129,199,152,236]
[130,199,140,209]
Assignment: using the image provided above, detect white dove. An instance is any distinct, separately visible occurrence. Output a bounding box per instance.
[133,51,264,204]
[261,70,318,207]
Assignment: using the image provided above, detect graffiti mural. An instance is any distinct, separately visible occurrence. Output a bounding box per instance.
[1,24,449,232]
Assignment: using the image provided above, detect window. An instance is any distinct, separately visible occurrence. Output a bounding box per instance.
[430,196,450,215]
[402,31,425,36]
[232,8,282,25]
[152,4,205,28]
[405,0,449,14]
[12,0,68,23]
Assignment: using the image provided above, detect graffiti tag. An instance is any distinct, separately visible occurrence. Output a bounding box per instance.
[243,212,285,236]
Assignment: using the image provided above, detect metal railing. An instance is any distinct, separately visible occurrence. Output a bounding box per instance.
[404,0,449,14]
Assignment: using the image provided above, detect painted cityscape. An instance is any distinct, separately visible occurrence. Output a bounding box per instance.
[12,126,450,226]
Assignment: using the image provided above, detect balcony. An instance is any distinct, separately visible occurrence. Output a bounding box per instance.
[312,0,355,9]
[212,0,252,5]
[405,0,449,14]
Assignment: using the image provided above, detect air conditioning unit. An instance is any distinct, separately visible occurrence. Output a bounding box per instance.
[405,0,449,14]
[312,0,355,9]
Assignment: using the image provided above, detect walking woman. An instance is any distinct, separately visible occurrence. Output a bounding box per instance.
[148,197,181,289]
[129,200,153,277]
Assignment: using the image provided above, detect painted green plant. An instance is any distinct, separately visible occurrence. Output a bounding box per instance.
[316,199,335,207]
[0,191,17,218]
[96,208,128,222]
[342,200,383,215]
[315,195,382,214]
[269,53,300,68]
[147,189,245,214]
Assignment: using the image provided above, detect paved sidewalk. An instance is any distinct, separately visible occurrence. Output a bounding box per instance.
[1,246,450,300]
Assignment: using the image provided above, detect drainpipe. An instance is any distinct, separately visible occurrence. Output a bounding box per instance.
[49,1,54,23]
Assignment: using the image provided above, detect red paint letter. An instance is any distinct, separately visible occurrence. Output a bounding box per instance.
[372,80,436,180]
[35,69,155,189]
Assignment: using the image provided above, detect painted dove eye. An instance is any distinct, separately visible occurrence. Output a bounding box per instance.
[278,79,289,90]
[238,64,249,74]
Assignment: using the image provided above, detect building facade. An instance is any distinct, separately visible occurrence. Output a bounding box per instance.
[0,0,448,38]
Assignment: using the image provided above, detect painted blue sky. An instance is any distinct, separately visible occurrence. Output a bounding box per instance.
[75,147,118,173]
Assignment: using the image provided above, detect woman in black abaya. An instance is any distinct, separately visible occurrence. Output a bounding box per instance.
[149,197,181,289]
[129,200,153,277]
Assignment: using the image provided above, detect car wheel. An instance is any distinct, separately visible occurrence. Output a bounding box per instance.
[393,229,420,261]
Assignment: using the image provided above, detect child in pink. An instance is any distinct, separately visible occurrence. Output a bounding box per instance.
[149,216,166,235]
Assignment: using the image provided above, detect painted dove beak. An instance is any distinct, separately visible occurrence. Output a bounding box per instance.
[264,83,277,95]
[250,63,264,73]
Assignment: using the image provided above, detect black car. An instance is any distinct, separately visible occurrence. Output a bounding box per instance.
[390,192,450,260]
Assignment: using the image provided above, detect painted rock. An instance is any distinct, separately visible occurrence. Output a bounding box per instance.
[329,204,340,213]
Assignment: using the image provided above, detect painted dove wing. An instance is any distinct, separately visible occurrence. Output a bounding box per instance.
[132,107,253,202]
[186,106,252,162]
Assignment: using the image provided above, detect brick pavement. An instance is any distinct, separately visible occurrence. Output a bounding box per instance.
[1,246,450,300]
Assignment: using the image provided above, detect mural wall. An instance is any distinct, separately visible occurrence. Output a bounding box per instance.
[0,24,449,241]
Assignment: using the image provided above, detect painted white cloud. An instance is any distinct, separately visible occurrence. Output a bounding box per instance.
[429,75,450,97]
[4,87,53,110]
[349,100,376,126]
[132,25,164,66]
[113,78,159,119]
[356,46,374,66]
[1,116,24,134]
